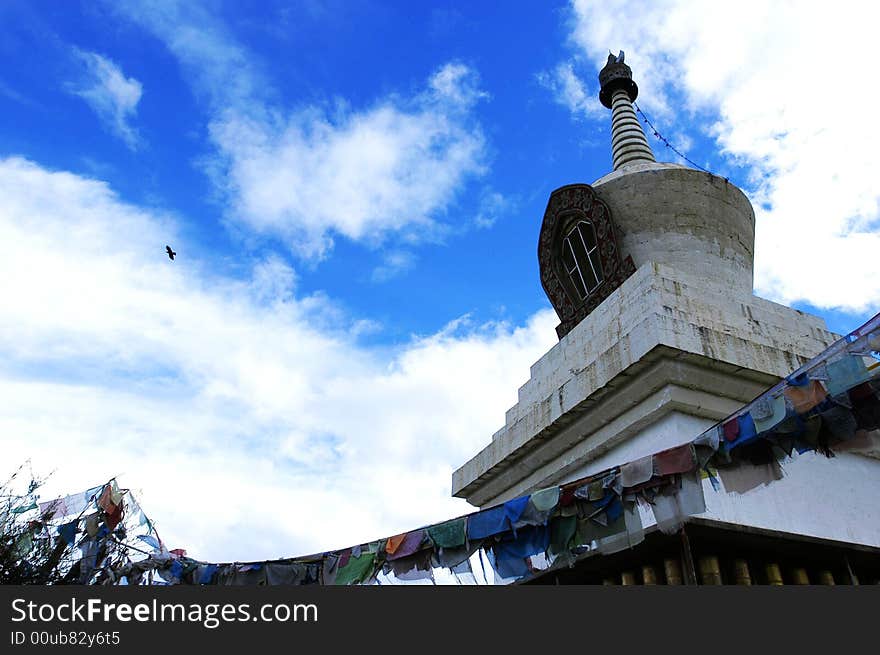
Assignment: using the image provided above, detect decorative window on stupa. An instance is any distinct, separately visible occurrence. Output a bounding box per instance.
[561,221,604,300]
[538,184,636,340]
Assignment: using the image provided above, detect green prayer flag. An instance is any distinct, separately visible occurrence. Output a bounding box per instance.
[549,515,577,555]
[588,480,605,501]
[13,532,33,559]
[334,552,376,586]
[11,502,37,514]
[427,518,466,549]
[575,513,625,546]
[529,487,560,512]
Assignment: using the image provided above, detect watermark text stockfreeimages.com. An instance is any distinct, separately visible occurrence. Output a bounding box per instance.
[10,597,318,630]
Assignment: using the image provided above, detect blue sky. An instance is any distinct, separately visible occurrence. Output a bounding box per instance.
[3,1,878,561]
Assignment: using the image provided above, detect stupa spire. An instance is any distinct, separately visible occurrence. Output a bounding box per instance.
[598,51,655,170]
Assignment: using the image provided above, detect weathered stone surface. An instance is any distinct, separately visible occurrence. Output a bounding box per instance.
[594,162,756,294]
[451,261,836,506]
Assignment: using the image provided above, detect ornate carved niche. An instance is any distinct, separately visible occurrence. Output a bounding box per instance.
[538,183,636,339]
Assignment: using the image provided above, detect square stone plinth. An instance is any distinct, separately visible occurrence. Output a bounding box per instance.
[452,262,837,507]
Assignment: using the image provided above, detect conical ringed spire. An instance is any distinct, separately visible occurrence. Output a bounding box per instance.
[598,51,656,170]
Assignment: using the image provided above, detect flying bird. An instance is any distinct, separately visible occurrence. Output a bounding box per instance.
[166,245,176,260]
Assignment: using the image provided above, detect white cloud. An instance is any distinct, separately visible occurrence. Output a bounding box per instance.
[111,0,264,109]
[69,50,143,150]
[371,250,416,283]
[210,64,488,259]
[566,0,880,314]
[111,2,489,260]
[536,61,604,119]
[429,61,489,107]
[473,189,513,229]
[0,157,558,561]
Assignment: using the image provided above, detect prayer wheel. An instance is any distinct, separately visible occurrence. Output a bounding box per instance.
[663,558,683,585]
[620,570,637,586]
[791,568,810,585]
[765,563,784,585]
[641,565,658,585]
[733,559,752,586]
[698,556,722,585]
[818,570,835,585]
